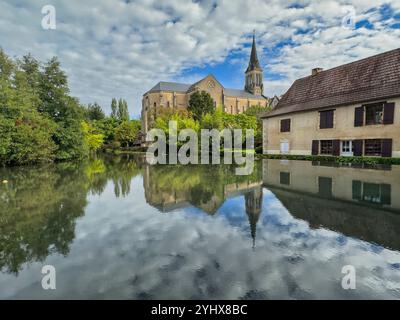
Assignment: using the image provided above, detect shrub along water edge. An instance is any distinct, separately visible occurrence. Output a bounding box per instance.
[259,154,400,165]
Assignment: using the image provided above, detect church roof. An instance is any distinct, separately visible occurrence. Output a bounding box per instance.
[262,48,400,118]
[148,81,191,93]
[246,33,262,73]
[186,74,224,92]
[224,88,264,99]
[147,77,267,100]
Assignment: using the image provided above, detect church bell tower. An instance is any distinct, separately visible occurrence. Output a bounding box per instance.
[245,32,263,95]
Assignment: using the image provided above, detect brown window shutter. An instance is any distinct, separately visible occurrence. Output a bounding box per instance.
[383,103,395,124]
[332,140,340,156]
[312,140,319,155]
[326,110,334,128]
[280,119,291,132]
[354,106,364,127]
[353,140,363,156]
[381,184,391,205]
[352,180,362,200]
[319,112,326,129]
[381,139,392,157]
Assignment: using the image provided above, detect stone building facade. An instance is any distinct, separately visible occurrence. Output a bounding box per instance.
[262,48,400,158]
[141,34,269,134]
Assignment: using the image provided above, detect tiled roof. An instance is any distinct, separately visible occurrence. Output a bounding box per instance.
[262,48,400,118]
[147,81,191,93]
[146,77,267,100]
[224,88,265,99]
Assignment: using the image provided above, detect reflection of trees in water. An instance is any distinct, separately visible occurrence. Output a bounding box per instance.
[0,154,261,274]
[88,155,143,198]
[0,162,88,274]
[0,155,144,274]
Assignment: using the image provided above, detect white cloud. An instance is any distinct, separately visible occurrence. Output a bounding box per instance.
[0,0,398,117]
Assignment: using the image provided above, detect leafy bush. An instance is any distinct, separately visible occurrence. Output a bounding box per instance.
[260,154,400,165]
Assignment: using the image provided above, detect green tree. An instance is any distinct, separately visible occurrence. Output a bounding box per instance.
[115,120,141,148]
[82,121,104,153]
[245,105,271,117]
[111,98,118,118]
[117,98,129,121]
[0,50,58,165]
[245,105,270,148]
[37,57,87,160]
[93,117,120,144]
[87,102,105,120]
[188,91,215,120]
[201,108,225,130]
[19,54,41,101]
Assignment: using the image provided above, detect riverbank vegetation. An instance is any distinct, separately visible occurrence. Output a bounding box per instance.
[260,154,400,165]
[152,90,269,150]
[0,50,141,166]
[0,49,268,166]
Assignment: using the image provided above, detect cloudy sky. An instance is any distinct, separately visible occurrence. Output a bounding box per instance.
[0,0,399,118]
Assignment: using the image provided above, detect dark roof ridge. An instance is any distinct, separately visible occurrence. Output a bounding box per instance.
[302,48,400,78]
[262,48,400,118]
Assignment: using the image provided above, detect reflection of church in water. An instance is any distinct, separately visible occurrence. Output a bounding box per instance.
[143,165,263,247]
[141,156,400,251]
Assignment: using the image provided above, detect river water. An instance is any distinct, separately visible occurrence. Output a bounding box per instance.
[0,155,399,299]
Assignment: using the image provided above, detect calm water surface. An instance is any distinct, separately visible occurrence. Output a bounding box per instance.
[0,155,399,299]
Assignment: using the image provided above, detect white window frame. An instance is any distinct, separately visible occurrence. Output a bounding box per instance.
[280,139,290,154]
[341,140,354,157]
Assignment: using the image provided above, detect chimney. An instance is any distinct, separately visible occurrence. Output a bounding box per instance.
[312,67,323,76]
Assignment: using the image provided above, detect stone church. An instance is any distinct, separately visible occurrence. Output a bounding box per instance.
[141,34,269,134]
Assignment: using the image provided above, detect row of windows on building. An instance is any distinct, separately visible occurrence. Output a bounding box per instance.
[278,172,391,205]
[279,101,395,133]
[312,139,393,157]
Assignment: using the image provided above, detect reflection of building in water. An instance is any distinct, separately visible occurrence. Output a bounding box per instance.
[144,165,263,214]
[245,187,263,248]
[263,159,400,250]
[143,164,263,246]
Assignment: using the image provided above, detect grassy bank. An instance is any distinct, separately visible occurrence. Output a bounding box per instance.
[103,146,147,155]
[259,154,400,165]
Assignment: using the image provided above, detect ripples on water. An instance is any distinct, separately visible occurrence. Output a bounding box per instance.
[0,155,399,299]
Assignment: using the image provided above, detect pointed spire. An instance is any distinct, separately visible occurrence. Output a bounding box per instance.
[246,30,261,72]
[245,187,263,250]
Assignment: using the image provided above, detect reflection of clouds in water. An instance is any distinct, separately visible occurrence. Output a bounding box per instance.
[1,180,400,299]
